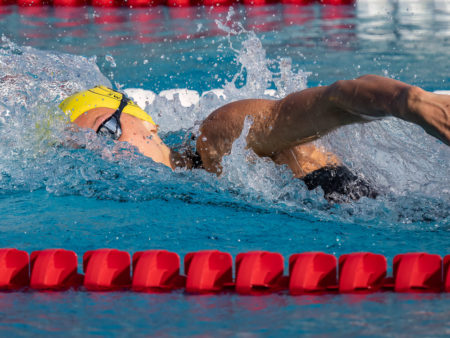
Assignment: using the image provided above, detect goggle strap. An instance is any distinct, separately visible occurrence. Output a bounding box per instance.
[111,95,129,121]
[96,94,129,134]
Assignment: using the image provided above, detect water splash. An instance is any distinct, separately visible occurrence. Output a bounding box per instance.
[0,33,448,227]
[215,11,311,100]
[220,116,328,213]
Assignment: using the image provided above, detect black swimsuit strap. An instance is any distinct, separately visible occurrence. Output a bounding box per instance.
[302,166,378,203]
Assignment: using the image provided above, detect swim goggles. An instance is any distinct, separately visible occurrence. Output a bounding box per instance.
[96,95,130,140]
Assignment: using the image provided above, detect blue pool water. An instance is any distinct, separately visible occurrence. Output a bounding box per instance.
[0,0,449,335]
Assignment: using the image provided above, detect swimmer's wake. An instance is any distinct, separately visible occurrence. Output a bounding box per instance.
[0,37,448,227]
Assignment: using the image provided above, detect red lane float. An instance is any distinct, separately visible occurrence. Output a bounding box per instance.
[53,0,87,6]
[319,0,355,4]
[281,0,313,4]
[184,250,233,293]
[0,0,16,5]
[91,0,122,7]
[393,253,442,292]
[83,249,131,290]
[339,252,386,293]
[0,0,357,6]
[202,0,233,6]
[124,0,164,7]
[132,250,184,291]
[289,252,336,294]
[166,0,192,7]
[235,251,285,294]
[444,255,450,292]
[242,0,276,6]
[0,249,448,294]
[17,0,48,6]
[30,249,82,290]
[0,249,29,289]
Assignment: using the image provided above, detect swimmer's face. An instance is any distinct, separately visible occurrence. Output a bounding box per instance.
[73,107,157,136]
[73,108,173,169]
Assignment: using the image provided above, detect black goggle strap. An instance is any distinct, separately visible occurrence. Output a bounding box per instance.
[112,95,130,121]
[96,95,130,136]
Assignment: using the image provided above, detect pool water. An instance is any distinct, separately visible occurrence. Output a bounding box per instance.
[0,0,449,335]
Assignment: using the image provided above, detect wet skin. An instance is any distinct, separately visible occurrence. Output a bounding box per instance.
[74,107,173,168]
[73,75,450,178]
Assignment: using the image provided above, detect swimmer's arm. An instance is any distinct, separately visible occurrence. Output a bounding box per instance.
[265,75,450,151]
[197,75,450,173]
[196,86,349,173]
[319,75,450,146]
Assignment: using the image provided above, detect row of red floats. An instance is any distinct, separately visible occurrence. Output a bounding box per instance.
[1,249,449,294]
[0,0,355,8]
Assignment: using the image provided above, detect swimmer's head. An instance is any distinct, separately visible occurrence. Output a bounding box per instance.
[59,86,155,125]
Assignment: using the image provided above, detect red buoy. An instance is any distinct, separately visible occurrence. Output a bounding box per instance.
[132,250,184,291]
[281,0,313,4]
[202,0,233,6]
[184,250,233,293]
[289,252,337,294]
[30,249,81,290]
[91,0,122,7]
[242,0,276,5]
[83,249,131,291]
[166,0,192,7]
[319,0,355,5]
[235,251,285,294]
[444,255,450,292]
[339,252,386,293]
[124,0,164,7]
[53,0,87,6]
[393,253,442,292]
[0,248,449,295]
[0,0,16,6]
[0,249,29,290]
[17,0,48,6]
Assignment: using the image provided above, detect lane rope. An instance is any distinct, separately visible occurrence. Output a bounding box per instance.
[1,0,356,8]
[1,249,449,294]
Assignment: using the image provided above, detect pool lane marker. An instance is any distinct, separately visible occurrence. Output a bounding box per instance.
[0,249,449,294]
[5,0,356,8]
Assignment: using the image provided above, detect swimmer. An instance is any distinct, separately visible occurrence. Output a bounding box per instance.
[60,75,450,202]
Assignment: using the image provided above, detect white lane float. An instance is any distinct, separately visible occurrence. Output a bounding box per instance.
[124,88,281,109]
[124,88,450,111]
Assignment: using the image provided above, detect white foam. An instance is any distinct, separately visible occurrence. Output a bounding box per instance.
[434,90,450,95]
[123,88,156,109]
[264,89,277,97]
[201,89,226,100]
[158,89,200,108]
[125,87,278,111]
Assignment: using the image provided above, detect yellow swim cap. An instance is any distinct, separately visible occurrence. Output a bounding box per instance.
[59,86,156,125]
